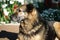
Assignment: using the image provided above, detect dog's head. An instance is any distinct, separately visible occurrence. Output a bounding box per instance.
[10,4,37,23]
[16,4,38,22]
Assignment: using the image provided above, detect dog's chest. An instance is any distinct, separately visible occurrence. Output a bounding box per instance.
[18,27,46,40]
[18,33,45,40]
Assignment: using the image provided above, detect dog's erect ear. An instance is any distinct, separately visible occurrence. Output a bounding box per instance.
[26,4,34,13]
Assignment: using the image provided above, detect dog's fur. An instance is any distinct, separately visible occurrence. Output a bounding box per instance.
[16,4,57,40]
[9,4,60,40]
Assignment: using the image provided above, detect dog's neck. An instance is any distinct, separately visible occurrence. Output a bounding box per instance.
[20,21,43,36]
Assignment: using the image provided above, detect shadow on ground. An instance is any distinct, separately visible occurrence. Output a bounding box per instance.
[0,31,18,40]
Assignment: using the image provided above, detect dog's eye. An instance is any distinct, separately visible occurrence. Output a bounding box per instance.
[17,9,21,12]
[18,10,21,12]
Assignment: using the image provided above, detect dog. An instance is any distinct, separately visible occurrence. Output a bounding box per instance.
[15,4,58,40]
[10,4,59,40]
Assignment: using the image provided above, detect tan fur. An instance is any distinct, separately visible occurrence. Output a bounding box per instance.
[18,4,57,40]
[53,22,60,39]
[17,4,46,40]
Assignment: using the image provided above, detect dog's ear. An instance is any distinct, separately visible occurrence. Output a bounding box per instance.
[26,4,34,13]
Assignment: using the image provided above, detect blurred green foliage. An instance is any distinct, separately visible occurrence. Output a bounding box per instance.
[0,0,21,23]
